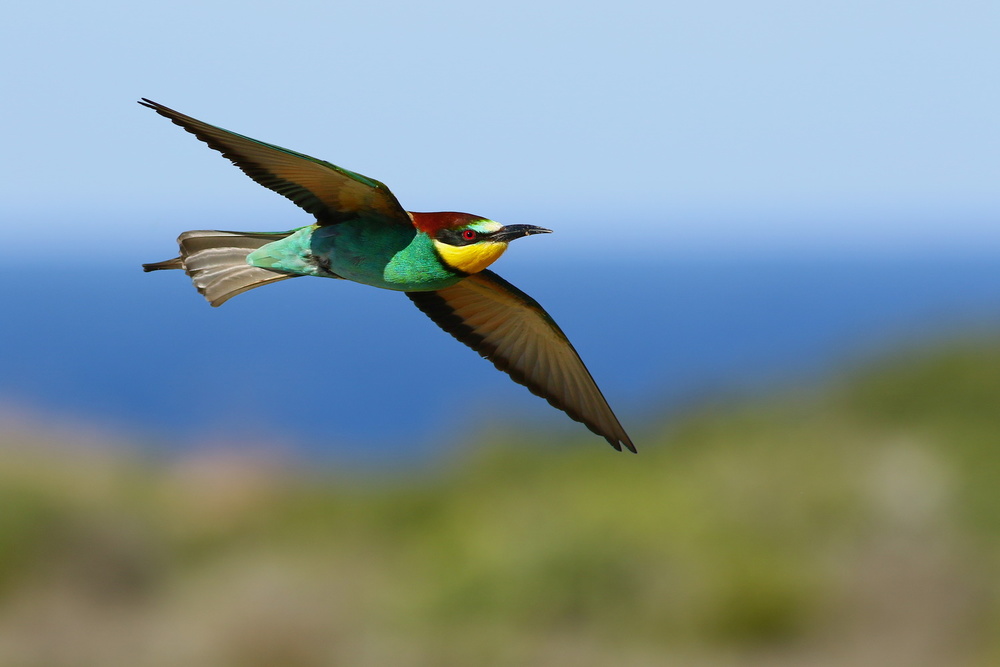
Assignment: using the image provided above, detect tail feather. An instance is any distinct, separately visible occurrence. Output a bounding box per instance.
[143,230,298,307]
[142,257,184,272]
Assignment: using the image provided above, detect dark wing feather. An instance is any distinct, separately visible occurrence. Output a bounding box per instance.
[139,99,411,227]
[407,270,635,452]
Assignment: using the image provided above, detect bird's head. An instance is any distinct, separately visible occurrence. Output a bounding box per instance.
[413,212,552,275]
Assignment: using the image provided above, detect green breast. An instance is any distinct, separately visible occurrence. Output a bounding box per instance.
[246,221,464,292]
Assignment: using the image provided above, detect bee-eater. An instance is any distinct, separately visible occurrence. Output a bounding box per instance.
[140,100,634,452]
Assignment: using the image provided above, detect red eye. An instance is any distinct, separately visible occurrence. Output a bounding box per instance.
[462,229,477,241]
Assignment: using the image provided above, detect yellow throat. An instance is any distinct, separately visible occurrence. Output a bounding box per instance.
[433,238,509,274]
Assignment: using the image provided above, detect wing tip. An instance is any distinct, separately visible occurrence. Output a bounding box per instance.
[605,433,637,453]
[138,98,186,126]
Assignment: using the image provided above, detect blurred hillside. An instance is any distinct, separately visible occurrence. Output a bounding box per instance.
[1,337,999,667]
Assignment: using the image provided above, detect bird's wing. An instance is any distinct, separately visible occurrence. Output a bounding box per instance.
[407,270,635,452]
[139,99,411,227]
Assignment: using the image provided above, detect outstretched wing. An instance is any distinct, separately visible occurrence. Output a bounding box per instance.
[139,99,411,227]
[407,270,635,452]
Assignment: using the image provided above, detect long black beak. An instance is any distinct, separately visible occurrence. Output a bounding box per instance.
[493,224,553,242]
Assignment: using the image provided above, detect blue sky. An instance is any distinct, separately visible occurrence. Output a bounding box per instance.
[3,1,999,258]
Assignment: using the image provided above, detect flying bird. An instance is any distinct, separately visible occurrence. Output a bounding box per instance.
[140,99,634,452]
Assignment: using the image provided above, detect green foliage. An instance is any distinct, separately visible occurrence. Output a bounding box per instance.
[2,338,1000,665]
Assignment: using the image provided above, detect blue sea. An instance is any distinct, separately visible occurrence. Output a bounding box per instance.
[3,253,999,462]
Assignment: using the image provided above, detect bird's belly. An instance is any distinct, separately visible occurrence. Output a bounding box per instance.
[247,224,463,292]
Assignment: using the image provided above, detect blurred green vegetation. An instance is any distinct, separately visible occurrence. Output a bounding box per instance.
[1,338,1000,666]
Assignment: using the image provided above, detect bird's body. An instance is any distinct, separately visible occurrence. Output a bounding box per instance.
[247,221,456,290]
[141,100,635,452]
[243,214,508,291]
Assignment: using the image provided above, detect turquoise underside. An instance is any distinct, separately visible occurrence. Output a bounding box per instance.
[245,220,463,292]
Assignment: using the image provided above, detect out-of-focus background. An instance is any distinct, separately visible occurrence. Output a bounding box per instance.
[2,1,1000,665]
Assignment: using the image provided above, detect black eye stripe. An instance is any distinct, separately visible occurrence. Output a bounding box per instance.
[436,228,490,247]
